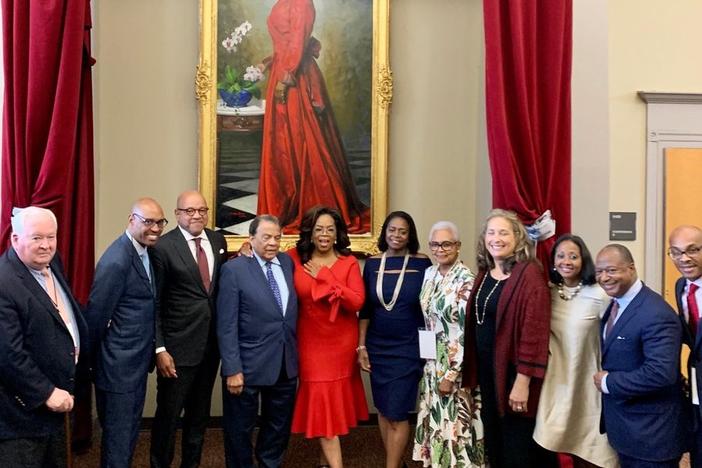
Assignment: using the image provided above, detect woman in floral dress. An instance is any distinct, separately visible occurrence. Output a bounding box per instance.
[413,221,485,468]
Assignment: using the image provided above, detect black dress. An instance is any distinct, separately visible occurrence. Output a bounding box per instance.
[360,256,431,420]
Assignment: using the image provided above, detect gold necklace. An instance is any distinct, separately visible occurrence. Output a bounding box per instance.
[558,281,583,301]
[475,274,502,325]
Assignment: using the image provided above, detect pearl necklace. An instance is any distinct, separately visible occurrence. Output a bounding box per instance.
[376,252,410,311]
[475,275,502,325]
[557,281,583,301]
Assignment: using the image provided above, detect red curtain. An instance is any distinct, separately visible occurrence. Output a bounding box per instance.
[1,0,95,450]
[0,0,95,304]
[483,0,572,268]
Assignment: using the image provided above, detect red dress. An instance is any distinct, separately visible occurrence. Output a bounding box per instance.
[288,249,369,438]
[257,0,370,234]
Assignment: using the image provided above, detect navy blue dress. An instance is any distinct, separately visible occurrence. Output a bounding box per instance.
[360,256,432,421]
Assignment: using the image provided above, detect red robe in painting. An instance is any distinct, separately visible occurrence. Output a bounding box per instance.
[257,0,370,234]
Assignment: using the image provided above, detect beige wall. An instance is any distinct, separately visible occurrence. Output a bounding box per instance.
[608,0,702,276]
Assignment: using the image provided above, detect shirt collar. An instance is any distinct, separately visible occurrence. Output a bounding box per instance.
[252,250,280,268]
[615,278,643,311]
[125,230,148,256]
[687,277,702,291]
[178,225,208,243]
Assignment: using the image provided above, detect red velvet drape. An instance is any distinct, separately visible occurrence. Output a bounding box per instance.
[0,0,95,304]
[483,0,572,269]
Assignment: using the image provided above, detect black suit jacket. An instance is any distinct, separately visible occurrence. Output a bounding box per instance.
[0,248,87,439]
[152,227,228,366]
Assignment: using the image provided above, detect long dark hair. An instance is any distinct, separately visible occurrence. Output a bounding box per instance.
[549,234,597,285]
[296,206,351,263]
[377,211,420,254]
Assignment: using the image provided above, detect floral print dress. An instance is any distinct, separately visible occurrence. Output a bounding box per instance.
[412,262,485,468]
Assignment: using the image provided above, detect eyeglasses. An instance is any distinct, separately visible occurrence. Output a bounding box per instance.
[429,241,458,251]
[176,207,209,217]
[132,212,168,228]
[668,245,702,260]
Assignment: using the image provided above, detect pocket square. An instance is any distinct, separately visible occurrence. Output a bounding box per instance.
[616,335,626,340]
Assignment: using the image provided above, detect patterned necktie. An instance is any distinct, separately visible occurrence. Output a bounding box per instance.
[605,299,619,339]
[688,283,700,340]
[266,261,284,313]
[42,268,78,362]
[193,237,211,291]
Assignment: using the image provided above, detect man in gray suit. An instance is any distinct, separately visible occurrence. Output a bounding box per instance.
[217,215,298,468]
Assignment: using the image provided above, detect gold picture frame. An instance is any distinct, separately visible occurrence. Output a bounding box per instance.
[196,0,391,255]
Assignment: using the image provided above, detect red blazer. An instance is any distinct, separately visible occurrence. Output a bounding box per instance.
[462,260,550,418]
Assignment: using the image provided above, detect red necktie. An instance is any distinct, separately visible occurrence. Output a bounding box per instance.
[193,237,211,291]
[688,283,700,340]
[605,299,619,338]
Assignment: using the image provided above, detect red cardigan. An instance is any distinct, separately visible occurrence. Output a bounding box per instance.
[462,261,551,418]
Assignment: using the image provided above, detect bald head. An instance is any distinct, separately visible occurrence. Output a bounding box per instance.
[668,225,702,281]
[175,190,209,236]
[127,197,166,247]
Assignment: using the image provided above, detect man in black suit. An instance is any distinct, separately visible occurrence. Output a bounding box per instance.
[0,206,87,467]
[217,215,298,468]
[669,225,702,466]
[150,190,228,468]
[86,197,166,468]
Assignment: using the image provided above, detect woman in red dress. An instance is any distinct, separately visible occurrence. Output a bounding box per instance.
[257,0,370,234]
[289,206,368,467]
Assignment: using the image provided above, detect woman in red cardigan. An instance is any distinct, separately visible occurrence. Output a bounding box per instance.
[462,209,556,468]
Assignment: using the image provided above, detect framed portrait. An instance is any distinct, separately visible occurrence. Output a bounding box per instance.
[196,0,391,254]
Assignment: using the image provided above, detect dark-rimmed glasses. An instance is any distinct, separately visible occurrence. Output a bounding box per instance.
[429,241,458,251]
[132,212,168,228]
[176,207,209,217]
[668,245,702,261]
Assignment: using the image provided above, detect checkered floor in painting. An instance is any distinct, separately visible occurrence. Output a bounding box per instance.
[216,133,371,234]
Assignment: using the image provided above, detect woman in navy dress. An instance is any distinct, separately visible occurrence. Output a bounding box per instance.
[358,211,431,468]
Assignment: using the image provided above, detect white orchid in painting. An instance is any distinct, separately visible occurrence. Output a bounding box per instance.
[222,20,253,53]
[243,65,263,83]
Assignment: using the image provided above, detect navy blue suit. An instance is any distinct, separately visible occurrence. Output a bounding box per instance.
[676,277,702,467]
[86,233,156,468]
[0,249,87,445]
[217,253,298,468]
[600,284,687,465]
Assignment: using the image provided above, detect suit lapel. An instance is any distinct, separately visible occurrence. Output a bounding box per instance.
[205,229,225,293]
[603,287,646,355]
[8,249,69,331]
[279,254,295,315]
[247,256,281,314]
[124,235,153,292]
[172,229,209,294]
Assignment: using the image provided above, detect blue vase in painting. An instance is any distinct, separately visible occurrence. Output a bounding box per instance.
[219,89,252,108]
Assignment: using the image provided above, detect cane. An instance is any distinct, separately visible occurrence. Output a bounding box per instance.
[65,412,72,468]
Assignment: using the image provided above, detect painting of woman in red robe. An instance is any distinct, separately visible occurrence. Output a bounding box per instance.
[256,0,371,234]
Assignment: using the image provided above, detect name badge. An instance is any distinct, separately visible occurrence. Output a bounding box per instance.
[418,328,436,359]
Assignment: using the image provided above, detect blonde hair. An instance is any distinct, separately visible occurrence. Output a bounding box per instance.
[476,209,534,273]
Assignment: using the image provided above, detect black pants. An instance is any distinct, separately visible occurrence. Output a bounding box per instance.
[150,349,220,468]
[221,365,297,468]
[480,388,558,468]
[0,423,67,468]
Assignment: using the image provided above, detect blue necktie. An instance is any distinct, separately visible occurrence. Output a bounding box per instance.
[266,262,284,313]
[140,252,151,281]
